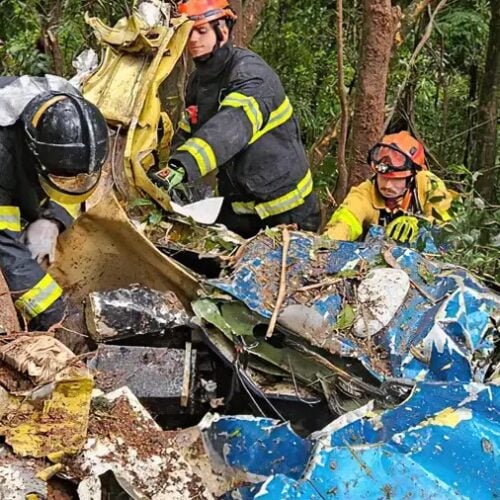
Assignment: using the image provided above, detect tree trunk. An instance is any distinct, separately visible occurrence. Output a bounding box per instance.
[233,0,269,47]
[231,0,244,46]
[474,0,500,202]
[346,0,398,191]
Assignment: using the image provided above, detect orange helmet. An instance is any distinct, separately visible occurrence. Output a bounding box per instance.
[178,0,237,27]
[368,131,427,179]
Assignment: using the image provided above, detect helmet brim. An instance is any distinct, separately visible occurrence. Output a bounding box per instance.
[39,172,100,205]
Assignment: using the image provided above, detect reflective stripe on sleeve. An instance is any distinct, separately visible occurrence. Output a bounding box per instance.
[220,92,264,136]
[249,96,293,145]
[15,273,63,320]
[0,206,21,232]
[177,137,217,177]
[328,207,363,241]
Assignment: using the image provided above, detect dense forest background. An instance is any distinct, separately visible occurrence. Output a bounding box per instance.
[0,0,498,280]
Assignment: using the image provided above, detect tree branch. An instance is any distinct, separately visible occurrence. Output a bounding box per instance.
[384,0,448,131]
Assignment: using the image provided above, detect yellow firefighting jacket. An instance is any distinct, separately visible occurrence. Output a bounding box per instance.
[325,171,453,241]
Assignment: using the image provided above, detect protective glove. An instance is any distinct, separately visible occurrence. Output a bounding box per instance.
[149,163,186,193]
[25,218,60,264]
[385,215,419,243]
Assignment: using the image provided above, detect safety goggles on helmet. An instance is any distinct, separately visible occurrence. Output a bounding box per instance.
[368,143,422,179]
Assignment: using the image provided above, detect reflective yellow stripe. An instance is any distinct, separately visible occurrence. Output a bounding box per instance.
[15,274,63,320]
[230,170,313,219]
[220,92,264,136]
[329,207,363,241]
[179,114,191,133]
[54,201,80,219]
[231,201,256,215]
[177,137,217,176]
[254,169,313,218]
[249,96,293,145]
[38,175,97,205]
[0,206,21,232]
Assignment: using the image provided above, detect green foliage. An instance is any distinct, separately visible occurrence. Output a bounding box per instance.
[437,3,490,70]
[0,0,50,75]
[0,0,132,76]
[443,165,500,281]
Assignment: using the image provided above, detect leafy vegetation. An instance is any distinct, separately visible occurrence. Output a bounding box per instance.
[0,0,498,280]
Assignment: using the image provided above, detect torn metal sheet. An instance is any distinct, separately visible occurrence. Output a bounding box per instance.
[85,285,189,342]
[89,345,197,412]
[200,413,312,481]
[69,387,213,499]
[0,445,48,500]
[209,382,499,499]
[193,299,342,401]
[207,231,499,383]
[171,197,224,225]
[0,371,94,459]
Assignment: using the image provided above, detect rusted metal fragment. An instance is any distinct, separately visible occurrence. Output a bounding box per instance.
[69,387,213,499]
[89,345,197,413]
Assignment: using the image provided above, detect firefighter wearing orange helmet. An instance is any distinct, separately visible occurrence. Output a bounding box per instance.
[324,131,453,243]
[150,0,320,238]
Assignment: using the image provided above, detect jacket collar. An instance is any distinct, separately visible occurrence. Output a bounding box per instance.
[194,41,234,80]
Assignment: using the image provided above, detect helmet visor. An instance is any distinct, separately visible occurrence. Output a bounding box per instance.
[47,172,100,195]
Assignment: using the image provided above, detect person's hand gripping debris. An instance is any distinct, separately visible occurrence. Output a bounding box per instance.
[149,162,186,194]
[24,218,60,264]
[385,215,419,243]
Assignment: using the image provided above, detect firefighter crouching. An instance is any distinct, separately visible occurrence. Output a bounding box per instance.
[324,131,453,243]
[0,76,108,331]
[149,0,321,238]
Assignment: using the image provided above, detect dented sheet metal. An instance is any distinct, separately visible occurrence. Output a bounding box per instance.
[0,372,93,459]
[204,382,499,499]
[207,231,499,383]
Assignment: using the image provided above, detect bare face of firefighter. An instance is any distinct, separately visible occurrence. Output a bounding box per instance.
[377,174,409,200]
[188,20,230,58]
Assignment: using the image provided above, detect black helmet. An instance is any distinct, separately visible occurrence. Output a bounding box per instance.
[22,91,109,201]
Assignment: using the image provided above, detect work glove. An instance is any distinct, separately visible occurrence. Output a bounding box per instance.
[24,218,60,264]
[149,163,186,193]
[385,215,419,243]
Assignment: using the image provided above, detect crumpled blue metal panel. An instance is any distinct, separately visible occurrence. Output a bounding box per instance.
[213,382,499,499]
[201,415,311,479]
[207,231,499,382]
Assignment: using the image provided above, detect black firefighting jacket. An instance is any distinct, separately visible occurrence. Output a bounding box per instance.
[0,76,72,329]
[170,42,316,221]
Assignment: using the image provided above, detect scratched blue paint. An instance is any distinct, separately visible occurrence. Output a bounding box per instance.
[207,229,499,383]
[202,415,311,479]
[211,382,499,499]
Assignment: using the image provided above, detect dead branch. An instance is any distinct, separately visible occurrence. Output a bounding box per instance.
[384,0,448,131]
[395,0,434,49]
[266,227,291,338]
[333,0,350,202]
[309,118,340,170]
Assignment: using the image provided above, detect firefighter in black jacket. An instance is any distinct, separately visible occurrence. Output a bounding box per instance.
[151,0,320,237]
[0,76,108,331]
